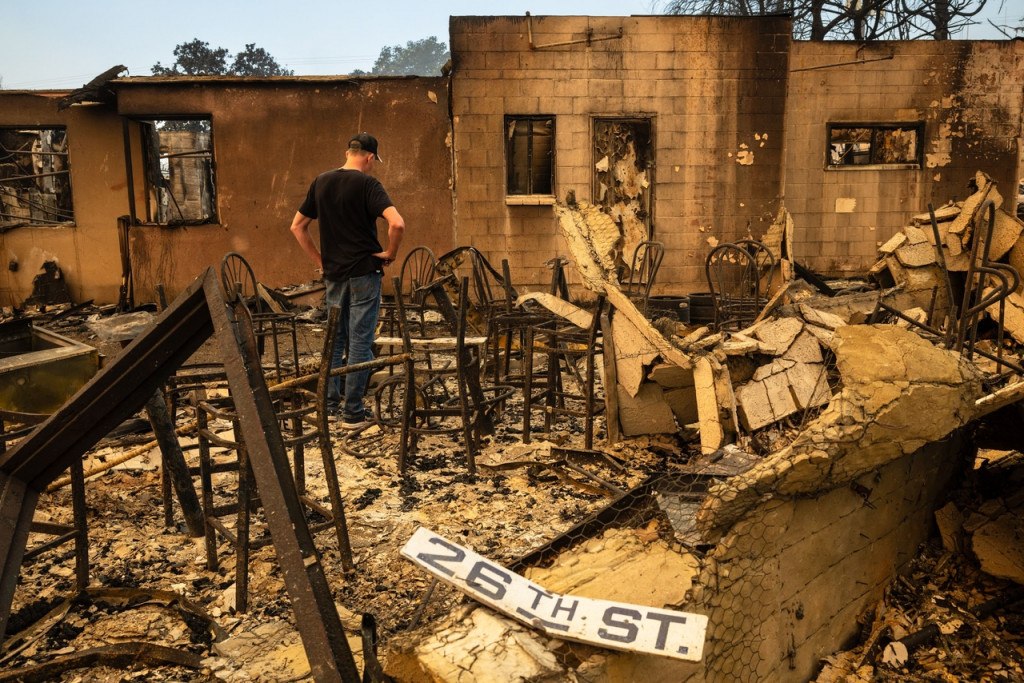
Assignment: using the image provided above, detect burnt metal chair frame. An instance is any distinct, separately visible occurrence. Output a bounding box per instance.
[392,275,512,474]
[195,307,355,613]
[381,245,438,337]
[522,297,606,450]
[2,410,89,591]
[705,239,776,332]
[220,251,300,382]
[622,240,665,316]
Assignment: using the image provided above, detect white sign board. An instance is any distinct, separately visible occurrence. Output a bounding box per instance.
[401,527,707,661]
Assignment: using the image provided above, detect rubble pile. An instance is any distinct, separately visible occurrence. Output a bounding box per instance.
[5,171,1024,681]
[4,336,668,680]
[816,448,1024,682]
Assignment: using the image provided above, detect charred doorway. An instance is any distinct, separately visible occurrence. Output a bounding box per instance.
[592,118,654,262]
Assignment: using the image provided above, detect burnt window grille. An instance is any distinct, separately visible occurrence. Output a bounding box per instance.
[827,123,923,169]
[0,127,74,228]
[506,116,554,196]
[136,118,217,225]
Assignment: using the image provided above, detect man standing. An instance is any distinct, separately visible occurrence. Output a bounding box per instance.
[290,132,405,427]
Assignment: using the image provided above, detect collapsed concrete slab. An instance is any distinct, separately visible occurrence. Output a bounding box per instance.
[387,192,1024,682]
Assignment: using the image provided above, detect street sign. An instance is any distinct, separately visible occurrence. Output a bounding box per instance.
[401,527,707,661]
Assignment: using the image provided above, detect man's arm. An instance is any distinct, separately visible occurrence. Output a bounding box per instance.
[289,211,322,271]
[373,206,406,266]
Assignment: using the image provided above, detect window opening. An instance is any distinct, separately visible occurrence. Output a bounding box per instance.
[506,116,554,196]
[137,118,217,224]
[827,123,922,168]
[0,127,73,228]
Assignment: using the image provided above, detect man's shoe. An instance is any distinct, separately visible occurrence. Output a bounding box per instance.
[338,414,371,430]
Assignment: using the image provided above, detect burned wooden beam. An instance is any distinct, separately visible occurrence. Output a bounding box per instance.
[0,268,361,683]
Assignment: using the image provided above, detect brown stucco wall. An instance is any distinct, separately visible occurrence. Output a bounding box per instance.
[0,93,129,307]
[784,40,1024,278]
[0,77,452,307]
[116,76,452,303]
[449,15,791,297]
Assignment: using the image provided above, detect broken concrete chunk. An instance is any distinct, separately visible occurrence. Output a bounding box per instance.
[948,171,996,244]
[525,527,699,604]
[984,288,1024,345]
[797,304,847,330]
[785,362,831,410]
[894,241,936,268]
[903,226,930,245]
[616,382,678,436]
[700,324,984,537]
[736,361,808,431]
[752,358,795,383]
[971,512,1024,585]
[883,255,947,292]
[803,323,835,348]
[410,609,565,682]
[763,371,799,422]
[753,316,803,351]
[988,209,1024,263]
[878,232,908,254]
[613,316,659,397]
[895,307,927,330]
[694,356,727,452]
[910,202,960,226]
[648,363,695,388]
[736,380,773,431]
[516,292,592,329]
[783,331,824,364]
[720,336,761,356]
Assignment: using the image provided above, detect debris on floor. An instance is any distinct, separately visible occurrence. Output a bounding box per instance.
[4,170,1024,681]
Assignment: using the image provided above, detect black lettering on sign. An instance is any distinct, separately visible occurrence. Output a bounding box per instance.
[515,607,570,632]
[466,561,512,600]
[597,606,641,644]
[646,611,688,652]
[415,536,466,577]
[550,597,578,621]
[527,584,554,610]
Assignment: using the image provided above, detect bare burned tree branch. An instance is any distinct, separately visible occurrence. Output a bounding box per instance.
[659,0,989,40]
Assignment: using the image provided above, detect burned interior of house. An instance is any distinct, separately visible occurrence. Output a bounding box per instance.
[2,12,1024,683]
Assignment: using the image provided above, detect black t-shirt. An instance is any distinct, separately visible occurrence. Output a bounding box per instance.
[298,168,393,282]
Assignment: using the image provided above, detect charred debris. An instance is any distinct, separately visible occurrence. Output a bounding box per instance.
[3,174,1024,681]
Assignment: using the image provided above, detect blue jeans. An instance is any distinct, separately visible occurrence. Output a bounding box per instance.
[324,272,382,421]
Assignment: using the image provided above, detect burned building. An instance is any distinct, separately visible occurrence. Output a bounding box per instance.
[1,15,1021,309]
[1,12,1024,683]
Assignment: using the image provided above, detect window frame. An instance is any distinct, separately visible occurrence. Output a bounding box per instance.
[132,116,218,226]
[504,115,555,202]
[825,122,924,170]
[0,126,75,228]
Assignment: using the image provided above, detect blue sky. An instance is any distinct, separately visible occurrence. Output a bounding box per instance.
[0,0,1016,90]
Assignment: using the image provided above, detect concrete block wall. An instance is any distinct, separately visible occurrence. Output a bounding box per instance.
[785,40,1024,278]
[684,435,967,682]
[116,77,453,302]
[0,77,452,306]
[450,15,791,296]
[0,93,131,305]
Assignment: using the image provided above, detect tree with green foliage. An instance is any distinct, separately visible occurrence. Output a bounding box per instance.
[152,39,293,76]
[230,44,294,76]
[353,36,450,76]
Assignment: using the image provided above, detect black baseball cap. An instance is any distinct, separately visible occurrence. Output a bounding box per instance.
[348,133,383,162]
